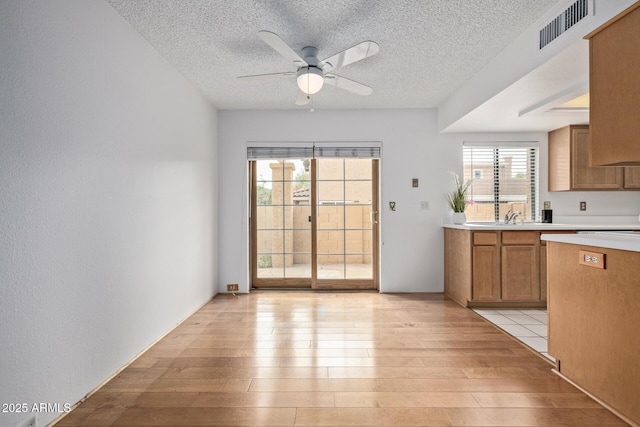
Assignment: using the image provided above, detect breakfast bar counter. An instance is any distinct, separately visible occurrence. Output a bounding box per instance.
[542,232,640,426]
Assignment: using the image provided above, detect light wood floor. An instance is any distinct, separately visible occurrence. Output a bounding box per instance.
[55,292,627,426]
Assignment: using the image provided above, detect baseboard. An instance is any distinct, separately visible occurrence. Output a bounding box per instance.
[468,301,547,309]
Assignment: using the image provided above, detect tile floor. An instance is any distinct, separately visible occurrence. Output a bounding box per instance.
[472,308,555,362]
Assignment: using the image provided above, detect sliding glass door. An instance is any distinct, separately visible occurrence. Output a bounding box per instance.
[252,159,312,286]
[250,155,378,289]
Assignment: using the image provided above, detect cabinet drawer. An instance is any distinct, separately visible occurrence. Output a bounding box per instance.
[473,232,498,245]
[502,231,537,245]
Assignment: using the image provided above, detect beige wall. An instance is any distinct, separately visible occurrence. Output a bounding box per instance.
[257,160,373,267]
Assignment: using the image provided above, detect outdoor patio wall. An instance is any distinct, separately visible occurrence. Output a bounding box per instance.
[0,2,218,426]
[256,159,373,269]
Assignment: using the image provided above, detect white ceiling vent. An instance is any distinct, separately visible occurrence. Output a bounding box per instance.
[539,0,589,49]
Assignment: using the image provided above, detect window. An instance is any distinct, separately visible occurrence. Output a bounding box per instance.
[463,143,538,223]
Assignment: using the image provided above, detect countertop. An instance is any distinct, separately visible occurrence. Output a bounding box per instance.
[541,232,640,253]
[442,222,640,231]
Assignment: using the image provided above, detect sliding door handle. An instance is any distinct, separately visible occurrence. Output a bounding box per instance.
[370,211,378,224]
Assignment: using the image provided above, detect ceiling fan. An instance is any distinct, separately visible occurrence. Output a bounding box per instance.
[238,31,380,105]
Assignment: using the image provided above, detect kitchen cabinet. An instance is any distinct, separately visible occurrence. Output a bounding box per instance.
[444,228,556,307]
[472,234,500,301]
[624,167,640,189]
[500,232,539,301]
[444,227,472,306]
[548,125,624,191]
[585,2,640,166]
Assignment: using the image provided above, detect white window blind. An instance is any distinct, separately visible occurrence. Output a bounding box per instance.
[463,143,539,222]
[313,146,380,158]
[247,146,314,160]
[247,142,380,160]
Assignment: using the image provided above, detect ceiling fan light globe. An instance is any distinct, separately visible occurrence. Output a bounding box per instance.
[297,67,324,95]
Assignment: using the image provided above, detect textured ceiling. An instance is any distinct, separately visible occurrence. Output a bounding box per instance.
[106,0,561,110]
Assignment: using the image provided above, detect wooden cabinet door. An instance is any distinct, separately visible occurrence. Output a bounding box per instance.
[472,246,500,301]
[587,3,640,166]
[548,126,571,191]
[501,245,540,301]
[624,167,640,189]
[571,127,623,190]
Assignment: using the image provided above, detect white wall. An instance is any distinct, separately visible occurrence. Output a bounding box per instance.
[217,109,522,294]
[218,109,444,294]
[0,2,218,426]
[218,110,640,295]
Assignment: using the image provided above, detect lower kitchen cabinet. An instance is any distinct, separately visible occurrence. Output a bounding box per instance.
[472,245,500,301]
[500,231,540,301]
[444,228,571,307]
[501,245,539,301]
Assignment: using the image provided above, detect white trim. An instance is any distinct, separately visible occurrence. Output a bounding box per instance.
[463,141,539,147]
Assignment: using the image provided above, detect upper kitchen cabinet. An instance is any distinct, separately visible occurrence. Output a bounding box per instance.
[624,167,640,189]
[585,2,640,166]
[548,125,623,191]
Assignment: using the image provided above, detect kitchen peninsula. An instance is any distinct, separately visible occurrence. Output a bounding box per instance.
[542,232,640,426]
[443,223,640,308]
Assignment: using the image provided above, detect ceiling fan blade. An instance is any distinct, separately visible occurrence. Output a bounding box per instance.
[237,72,295,81]
[257,31,307,65]
[320,41,379,73]
[324,74,373,96]
[295,90,310,106]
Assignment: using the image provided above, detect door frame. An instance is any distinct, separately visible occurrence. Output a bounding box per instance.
[249,158,379,290]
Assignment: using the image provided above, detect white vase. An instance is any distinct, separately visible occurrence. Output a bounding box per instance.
[452,212,466,225]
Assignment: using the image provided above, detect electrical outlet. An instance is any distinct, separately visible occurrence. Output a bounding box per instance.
[17,415,37,427]
[227,284,238,292]
[580,201,587,211]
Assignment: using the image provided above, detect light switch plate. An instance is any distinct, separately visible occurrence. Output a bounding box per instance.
[412,178,419,187]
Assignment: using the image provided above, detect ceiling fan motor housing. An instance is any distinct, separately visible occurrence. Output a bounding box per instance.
[300,46,319,66]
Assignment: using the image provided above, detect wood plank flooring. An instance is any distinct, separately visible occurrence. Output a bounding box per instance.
[54,292,627,426]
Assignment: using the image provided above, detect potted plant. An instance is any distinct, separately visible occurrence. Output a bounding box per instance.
[447,173,471,224]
